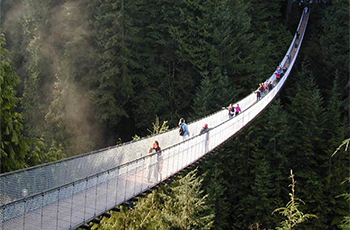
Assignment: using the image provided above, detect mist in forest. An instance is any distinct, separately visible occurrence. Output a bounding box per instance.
[2,0,101,155]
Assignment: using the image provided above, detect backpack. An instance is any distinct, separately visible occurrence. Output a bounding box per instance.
[179,125,185,136]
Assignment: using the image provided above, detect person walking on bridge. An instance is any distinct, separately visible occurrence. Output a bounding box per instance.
[223,103,234,119]
[148,140,162,182]
[178,118,190,140]
[200,124,210,153]
[234,104,242,116]
[255,89,261,101]
[200,123,209,134]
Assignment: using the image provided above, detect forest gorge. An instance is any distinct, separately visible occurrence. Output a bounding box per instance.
[1,0,349,229]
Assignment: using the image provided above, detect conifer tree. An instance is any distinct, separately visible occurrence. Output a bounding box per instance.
[0,33,65,171]
[192,75,215,118]
[21,73,45,138]
[201,164,229,230]
[45,74,66,144]
[227,139,254,228]
[166,169,214,229]
[143,0,206,122]
[273,170,317,229]
[322,75,344,153]
[251,158,274,220]
[92,169,213,229]
[206,0,256,91]
[319,1,349,112]
[287,63,325,166]
[201,135,254,229]
[228,100,290,229]
[192,67,238,119]
[286,63,332,229]
[338,179,350,230]
[92,0,139,127]
[20,0,62,138]
[0,33,30,172]
[128,0,180,126]
[246,0,291,77]
[1,0,25,71]
[332,138,350,230]
[45,57,97,156]
[319,74,349,228]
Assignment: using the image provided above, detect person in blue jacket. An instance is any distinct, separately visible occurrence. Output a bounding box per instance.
[178,118,190,140]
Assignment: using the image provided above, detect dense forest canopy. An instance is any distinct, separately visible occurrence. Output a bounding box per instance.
[0,0,349,229]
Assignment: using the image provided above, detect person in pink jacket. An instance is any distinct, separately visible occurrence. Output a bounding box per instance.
[234,104,241,116]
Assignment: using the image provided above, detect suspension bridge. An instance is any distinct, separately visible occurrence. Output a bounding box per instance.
[0,8,310,230]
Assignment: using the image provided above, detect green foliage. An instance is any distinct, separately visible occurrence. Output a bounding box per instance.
[19,0,100,156]
[210,0,256,91]
[248,223,267,230]
[339,215,350,230]
[132,134,140,141]
[27,137,65,165]
[192,75,214,118]
[0,33,30,173]
[332,138,350,230]
[304,1,349,114]
[201,156,230,230]
[286,65,329,228]
[92,0,138,126]
[317,77,350,228]
[133,116,168,141]
[332,138,350,158]
[285,62,349,229]
[93,168,214,229]
[21,72,46,138]
[147,115,169,135]
[3,0,296,145]
[212,136,254,229]
[45,140,65,162]
[246,0,292,80]
[323,74,345,154]
[192,67,240,118]
[213,100,291,229]
[273,170,317,229]
[20,0,58,138]
[338,177,350,230]
[165,168,214,229]
[319,1,349,112]
[0,33,65,172]
[45,70,96,156]
[287,63,326,167]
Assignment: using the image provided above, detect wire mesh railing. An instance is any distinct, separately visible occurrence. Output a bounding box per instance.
[0,7,310,230]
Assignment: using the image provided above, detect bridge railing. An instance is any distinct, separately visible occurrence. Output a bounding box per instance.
[0,86,256,206]
[0,93,256,207]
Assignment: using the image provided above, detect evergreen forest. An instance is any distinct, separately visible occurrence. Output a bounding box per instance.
[0,0,349,229]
